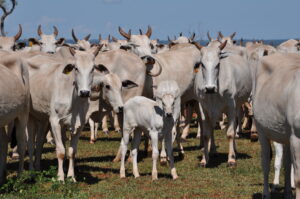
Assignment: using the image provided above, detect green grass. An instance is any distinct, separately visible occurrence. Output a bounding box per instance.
[0,127,287,199]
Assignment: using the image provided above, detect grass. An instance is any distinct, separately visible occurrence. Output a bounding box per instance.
[0,126,288,199]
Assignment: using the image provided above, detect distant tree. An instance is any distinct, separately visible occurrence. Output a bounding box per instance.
[0,0,17,36]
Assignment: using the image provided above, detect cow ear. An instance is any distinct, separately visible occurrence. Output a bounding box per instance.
[141,55,155,65]
[63,64,75,74]
[94,64,110,74]
[56,38,65,45]
[122,80,138,89]
[219,52,228,59]
[28,38,40,46]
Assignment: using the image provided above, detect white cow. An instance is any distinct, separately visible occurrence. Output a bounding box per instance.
[120,80,180,180]
[252,53,300,198]
[0,54,30,184]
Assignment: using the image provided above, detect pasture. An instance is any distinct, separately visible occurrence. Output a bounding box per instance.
[0,126,285,199]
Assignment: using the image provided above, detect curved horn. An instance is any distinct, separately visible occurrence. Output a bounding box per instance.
[139,29,143,35]
[167,36,172,42]
[218,31,224,39]
[99,34,102,42]
[84,34,91,41]
[190,32,195,41]
[207,31,212,41]
[192,42,203,50]
[71,29,78,42]
[118,26,131,40]
[14,24,22,41]
[147,61,162,77]
[230,32,236,39]
[37,24,43,37]
[53,26,58,37]
[219,40,227,50]
[145,26,152,38]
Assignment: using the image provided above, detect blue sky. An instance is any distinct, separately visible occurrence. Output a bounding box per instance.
[3,0,300,40]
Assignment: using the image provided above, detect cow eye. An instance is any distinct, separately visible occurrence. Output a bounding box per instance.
[150,43,154,49]
[105,85,110,89]
[200,62,205,68]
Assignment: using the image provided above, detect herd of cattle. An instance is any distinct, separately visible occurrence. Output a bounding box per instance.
[0,24,300,198]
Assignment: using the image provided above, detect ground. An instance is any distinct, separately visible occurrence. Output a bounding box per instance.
[0,127,287,199]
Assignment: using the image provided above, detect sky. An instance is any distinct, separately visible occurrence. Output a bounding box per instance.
[2,0,300,40]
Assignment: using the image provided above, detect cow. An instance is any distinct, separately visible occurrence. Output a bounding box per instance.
[252,53,300,199]
[28,25,65,53]
[277,39,300,53]
[0,24,24,51]
[0,54,30,184]
[168,32,195,47]
[71,29,92,50]
[193,40,252,167]
[120,80,181,180]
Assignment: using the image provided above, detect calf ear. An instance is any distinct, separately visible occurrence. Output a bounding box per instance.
[63,64,75,74]
[56,38,65,46]
[122,80,138,89]
[94,64,110,74]
[28,38,40,46]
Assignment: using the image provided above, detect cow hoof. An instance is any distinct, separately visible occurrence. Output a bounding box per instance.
[103,130,109,135]
[200,162,206,168]
[271,184,280,192]
[152,172,158,181]
[134,174,140,179]
[160,158,168,166]
[113,157,121,162]
[180,137,187,142]
[250,133,258,142]
[227,161,237,168]
[11,153,19,160]
[89,140,95,144]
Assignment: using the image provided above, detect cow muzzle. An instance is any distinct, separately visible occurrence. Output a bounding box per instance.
[166,113,173,118]
[204,86,217,94]
[79,90,90,98]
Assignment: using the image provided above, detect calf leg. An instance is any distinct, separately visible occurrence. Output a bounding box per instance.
[67,129,82,182]
[272,142,283,191]
[160,138,168,165]
[165,126,178,179]
[149,130,159,180]
[131,129,142,178]
[120,128,131,178]
[0,127,8,185]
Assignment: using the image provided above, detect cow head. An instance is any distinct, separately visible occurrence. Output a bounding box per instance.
[119,26,153,57]
[168,33,195,47]
[193,40,228,94]
[29,25,65,53]
[218,31,236,46]
[92,64,138,113]
[62,46,102,98]
[0,24,24,51]
[156,80,180,118]
[71,29,92,51]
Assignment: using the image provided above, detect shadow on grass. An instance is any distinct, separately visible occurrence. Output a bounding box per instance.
[77,155,115,163]
[252,192,285,199]
[79,136,121,142]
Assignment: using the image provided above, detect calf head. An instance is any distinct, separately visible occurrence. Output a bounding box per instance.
[93,65,138,113]
[193,40,228,94]
[29,25,65,53]
[72,29,92,51]
[156,80,180,118]
[0,24,24,51]
[119,26,153,56]
[62,46,102,98]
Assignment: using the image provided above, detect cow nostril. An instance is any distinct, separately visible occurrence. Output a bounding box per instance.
[118,106,124,113]
[48,52,55,54]
[205,86,216,94]
[166,113,172,117]
[80,90,90,98]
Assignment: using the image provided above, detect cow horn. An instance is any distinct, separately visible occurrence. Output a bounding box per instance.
[179,32,183,36]
[139,29,143,35]
[190,32,195,41]
[167,36,172,42]
[93,44,103,57]
[240,38,244,46]
[207,31,212,41]
[99,34,102,42]
[147,59,162,77]
[145,26,152,38]
[112,36,118,42]
[53,26,58,37]
[14,24,22,41]
[118,26,131,40]
[84,34,91,41]
[219,40,227,50]
[108,34,111,41]
[230,32,236,39]
[71,29,78,42]
[218,31,224,39]
[192,42,203,50]
[37,25,43,37]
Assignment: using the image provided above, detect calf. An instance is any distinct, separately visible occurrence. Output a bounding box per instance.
[120,80,180,180]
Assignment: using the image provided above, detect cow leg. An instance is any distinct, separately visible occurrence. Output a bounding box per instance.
[67,129,81,182]
[50,117,65,181]
[200,113,213,167]
[34,121,49,170]
[120,127,131,178]
[272,142,283,191]
[258,132,271,199]
[113,112,121,133]
[283,143,293,199]
[165,124,178,179]
[219,113,227,130]
[250,120,258,142]
[89,118,96,144]
[175,124,184,158]
[235,106,243,138]
[160,137,168,165]
[180,103,192,140]
[0,127,8,185]
[101,114,109,135]
[226,107,237,166]
[46,131,55,145]
[14,117,27,176]
[149,130,159,180]
[132,129,141,178]
[290,132,300,198]
[26,117,36,171]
